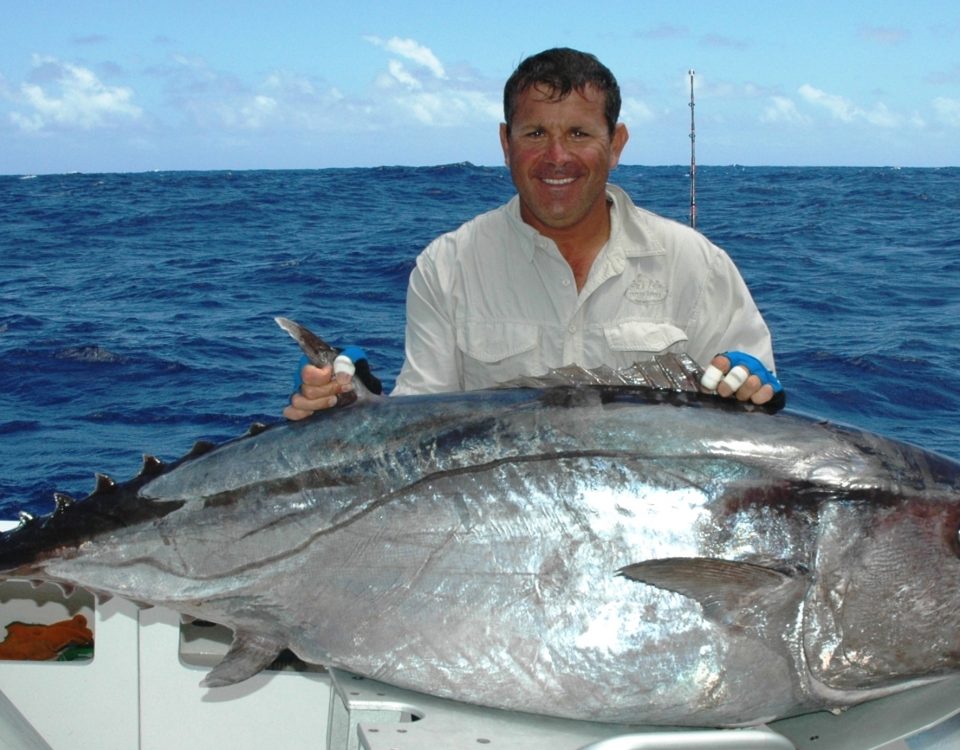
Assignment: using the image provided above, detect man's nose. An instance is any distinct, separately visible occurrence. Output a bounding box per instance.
[544,136,572,163]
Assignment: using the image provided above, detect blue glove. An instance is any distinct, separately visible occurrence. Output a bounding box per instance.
[700,351,783,394]
[292,348,383,395]
[292,354,311,392]
[339,346,369,369]
[723,351,783,394]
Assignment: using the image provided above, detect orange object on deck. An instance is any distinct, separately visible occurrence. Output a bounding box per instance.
[0,615,93,661]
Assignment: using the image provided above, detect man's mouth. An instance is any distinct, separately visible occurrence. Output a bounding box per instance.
[541,176,576,186]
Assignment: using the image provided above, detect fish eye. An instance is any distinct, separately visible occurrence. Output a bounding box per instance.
[951,522,960,559]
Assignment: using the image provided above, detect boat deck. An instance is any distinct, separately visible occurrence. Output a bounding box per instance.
[1,576,958,750]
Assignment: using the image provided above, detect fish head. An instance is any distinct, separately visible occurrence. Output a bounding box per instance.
[804,491,960,693]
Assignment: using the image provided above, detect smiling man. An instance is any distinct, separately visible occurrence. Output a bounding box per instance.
[286,48,781,418]
[501,76,628,290]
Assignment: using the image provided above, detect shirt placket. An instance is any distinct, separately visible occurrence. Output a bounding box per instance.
[562,307,584,364]
[568,247,624,365]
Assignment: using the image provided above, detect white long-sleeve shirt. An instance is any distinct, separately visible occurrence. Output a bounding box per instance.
[393,184,774,396]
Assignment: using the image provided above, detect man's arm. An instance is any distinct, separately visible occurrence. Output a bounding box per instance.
[392,249,461,396]
[682,241,781,406]
[283,246,460,419]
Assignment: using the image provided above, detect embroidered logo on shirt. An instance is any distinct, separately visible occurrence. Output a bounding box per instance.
[625,277,667,304]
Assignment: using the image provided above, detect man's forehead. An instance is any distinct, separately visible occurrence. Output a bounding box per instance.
[524,81,604,105]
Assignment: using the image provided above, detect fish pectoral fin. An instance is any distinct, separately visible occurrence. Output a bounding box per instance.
[200,631,285,688]
[618,557,804,627]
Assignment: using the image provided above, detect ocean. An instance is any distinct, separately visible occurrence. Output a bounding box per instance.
[1,164,958,520]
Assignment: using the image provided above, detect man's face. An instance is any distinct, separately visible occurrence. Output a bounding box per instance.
[500,84,628,238]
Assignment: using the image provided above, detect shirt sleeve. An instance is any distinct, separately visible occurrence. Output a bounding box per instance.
[391,248,462,396]
[684,246,776,374]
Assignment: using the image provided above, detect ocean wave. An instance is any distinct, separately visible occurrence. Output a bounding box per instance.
[2,165,958,518]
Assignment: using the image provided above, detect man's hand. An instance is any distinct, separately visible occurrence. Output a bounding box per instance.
[700,351,783,406]
[283,364,353,421]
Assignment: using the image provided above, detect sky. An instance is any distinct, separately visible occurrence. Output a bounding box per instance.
[1,1,958,174]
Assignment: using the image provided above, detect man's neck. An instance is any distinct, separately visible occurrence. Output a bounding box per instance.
[522,198,612,291]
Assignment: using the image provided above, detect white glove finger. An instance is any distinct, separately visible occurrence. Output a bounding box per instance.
[700,364,724,391]
[333,354,356,378]
[722,365,750,392]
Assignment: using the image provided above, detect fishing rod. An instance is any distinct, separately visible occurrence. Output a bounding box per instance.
[688,69,697,229]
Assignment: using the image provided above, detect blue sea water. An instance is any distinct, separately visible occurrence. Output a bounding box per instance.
[0,164,958,520]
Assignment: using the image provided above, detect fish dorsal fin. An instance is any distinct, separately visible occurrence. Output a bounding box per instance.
[275,316,338,368]
[200,631,285,688]
[618,557,805,627]
[499,353,704,392]
[275,317,379,405]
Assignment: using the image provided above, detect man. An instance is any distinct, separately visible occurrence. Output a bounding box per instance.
[285,48,780,420]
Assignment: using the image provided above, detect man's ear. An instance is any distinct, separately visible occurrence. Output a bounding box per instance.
[499,123,511,167]
[610,123,629,169]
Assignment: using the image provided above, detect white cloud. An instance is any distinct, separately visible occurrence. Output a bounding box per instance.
[155,49,499,136]
[387,60,421,90]
[798,84,903,128]
[238,95,278,129]
[391,89,501,127]
[686,71,770,102]
[9,55,142,132]
[364,36,446,79]
[2,40,500,159]
[620,97,654,124]
[798,84,857,122]
[156,57,370,132]
[761,96,809,125]
[860,101,900,128]
[933,97,960,127]
[361,37,500,128]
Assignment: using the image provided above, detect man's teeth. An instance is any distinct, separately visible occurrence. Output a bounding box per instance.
[543,177,575,185]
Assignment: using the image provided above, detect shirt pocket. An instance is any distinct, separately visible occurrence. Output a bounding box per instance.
[602,320,689,365]
[456,320,540,390]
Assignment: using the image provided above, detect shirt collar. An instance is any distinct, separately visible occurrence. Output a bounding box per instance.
[605,184,666,259]
[505,186,625,263]
[504,195,540,262]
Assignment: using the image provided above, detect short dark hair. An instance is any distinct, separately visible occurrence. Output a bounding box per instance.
[503,48,621,136]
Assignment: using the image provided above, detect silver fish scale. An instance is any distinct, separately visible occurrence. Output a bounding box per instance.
[8,351,960,727]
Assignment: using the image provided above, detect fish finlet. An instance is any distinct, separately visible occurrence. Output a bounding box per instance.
[53,492,76,514]
[140,454,165,477]
[94,473,117,493]
[188,440,217,458]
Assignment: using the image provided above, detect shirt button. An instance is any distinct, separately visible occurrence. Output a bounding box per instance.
[568,324,577,334]
[562,279,571,287]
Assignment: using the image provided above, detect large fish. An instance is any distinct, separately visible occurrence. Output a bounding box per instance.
[2,319,960,728]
